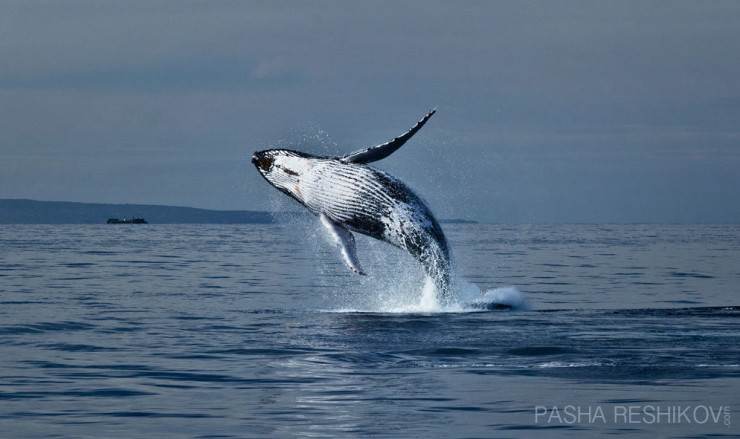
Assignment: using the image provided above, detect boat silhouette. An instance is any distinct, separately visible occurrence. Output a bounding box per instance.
[106,217,148,224]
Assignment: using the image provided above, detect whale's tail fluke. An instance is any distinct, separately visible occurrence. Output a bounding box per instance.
[340,108,436,164]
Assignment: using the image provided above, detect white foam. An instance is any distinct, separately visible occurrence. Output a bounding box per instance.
[323,270,527,314]
[458,281,528,311]
[382,277,458,313]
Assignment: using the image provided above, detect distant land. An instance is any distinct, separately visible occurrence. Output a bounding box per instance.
[0,199,476,225]
[0,199,272,224]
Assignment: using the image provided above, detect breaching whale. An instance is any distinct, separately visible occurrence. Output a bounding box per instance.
[252,109,451,301]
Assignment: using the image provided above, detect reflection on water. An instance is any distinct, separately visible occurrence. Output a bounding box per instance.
[0,224,738,438]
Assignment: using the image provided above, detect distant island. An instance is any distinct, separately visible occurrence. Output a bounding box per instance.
[0,199,476,225]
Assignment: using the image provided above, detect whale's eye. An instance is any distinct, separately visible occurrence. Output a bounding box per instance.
[283,167,298,176]
[255,155,275,172]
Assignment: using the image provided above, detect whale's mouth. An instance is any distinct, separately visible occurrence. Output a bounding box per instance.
[252,152,275,173]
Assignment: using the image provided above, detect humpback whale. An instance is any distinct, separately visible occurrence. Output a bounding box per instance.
[252,109,451,301]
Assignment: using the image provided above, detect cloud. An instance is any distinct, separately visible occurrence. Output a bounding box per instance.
[0,56,304,93]
[2,1,740,220]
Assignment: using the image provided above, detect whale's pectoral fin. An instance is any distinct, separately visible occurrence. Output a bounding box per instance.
[320,214,366,275]
[340,108,436,164]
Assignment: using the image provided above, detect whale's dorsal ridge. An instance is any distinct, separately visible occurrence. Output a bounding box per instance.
[339,108,436,165]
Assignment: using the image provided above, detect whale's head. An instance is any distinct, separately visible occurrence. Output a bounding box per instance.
[252,149,316,200]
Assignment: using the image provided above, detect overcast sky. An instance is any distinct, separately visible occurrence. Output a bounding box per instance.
[2,1,739,222]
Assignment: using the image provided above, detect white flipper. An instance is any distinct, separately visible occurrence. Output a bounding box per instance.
[340,108,436,164]
[320,214,366,275]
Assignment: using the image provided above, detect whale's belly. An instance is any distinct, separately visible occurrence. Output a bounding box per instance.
[299,161,434,244]
[298,159,450,295]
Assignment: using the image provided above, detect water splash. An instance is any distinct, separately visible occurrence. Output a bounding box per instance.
[376,276,527,314]
[456,281,527,311]
[270,210,526,314]
[323,247,527,314]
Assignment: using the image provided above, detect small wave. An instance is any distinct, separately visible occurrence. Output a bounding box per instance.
[536,360,614,369]
[607,306,740,318]
[508,346,576,356]
[0,321,96,335]
[669,271,714,279]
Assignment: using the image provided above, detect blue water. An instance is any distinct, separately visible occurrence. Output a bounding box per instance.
[1,223,738,438]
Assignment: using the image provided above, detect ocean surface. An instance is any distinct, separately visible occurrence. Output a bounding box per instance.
[1,223,738,438]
